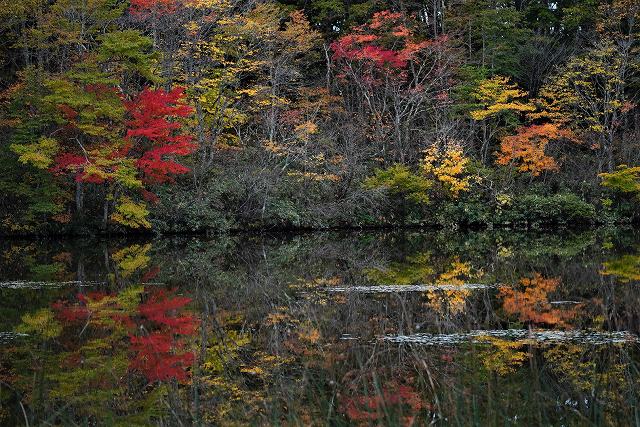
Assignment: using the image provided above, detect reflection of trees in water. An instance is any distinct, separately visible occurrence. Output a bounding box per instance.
[602,253,640,283]
[3,286,198,425]
[499,273,581,327]
[2,228,640,424]
[338,370,425,425]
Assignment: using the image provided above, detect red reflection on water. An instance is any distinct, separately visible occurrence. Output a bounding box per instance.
[130,288,199,382]
[339,377,424,425]
[51,287,199,383]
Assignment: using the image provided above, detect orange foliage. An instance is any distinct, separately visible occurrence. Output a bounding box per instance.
[496,123,575,176]
[499,273,580,327]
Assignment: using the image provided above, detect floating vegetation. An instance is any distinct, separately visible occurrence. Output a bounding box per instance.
[326,283,499,293]
[382,330,639,346]
[549,300,582,305]
[0,332,28,344]
[0,280,165,289]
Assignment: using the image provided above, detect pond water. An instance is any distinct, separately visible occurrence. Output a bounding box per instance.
[1,228,639,425]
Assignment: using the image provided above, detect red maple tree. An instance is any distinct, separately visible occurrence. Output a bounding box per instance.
[331,11,436,77]
[125,87,196,184]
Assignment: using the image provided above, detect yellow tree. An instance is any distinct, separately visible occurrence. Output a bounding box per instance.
[469,76,535,164]
[230,4,321,146]
[538,42,632,172]
[422,142,473,198]
[536,0,638,172]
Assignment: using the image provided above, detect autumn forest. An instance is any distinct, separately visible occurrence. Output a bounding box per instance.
[0,0,638,234]
[2,2,640,425]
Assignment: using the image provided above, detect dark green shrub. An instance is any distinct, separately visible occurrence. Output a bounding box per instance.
[498,193,596,227]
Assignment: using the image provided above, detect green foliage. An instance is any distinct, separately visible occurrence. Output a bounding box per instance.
[561,0,599,32]
[600,166,640,195]
[446,0,532,77]
[11,137,59,169]
[44,71,124,135]
[435,196,494,227]
[363,164,431,205]
[97,30,158,81]
[601,253,640,283]
[452,65,488,115]
[499,193,596,227]
[364,251,434,285]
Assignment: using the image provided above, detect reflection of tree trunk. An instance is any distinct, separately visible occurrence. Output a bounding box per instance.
[323,43,331,90]
[102,199,109,230]
[398,196,406,227]
[77,256,86,293]
[75,181,84,214]
[104,246,112,278]
[22,22,30,67]
[599,133,614,173]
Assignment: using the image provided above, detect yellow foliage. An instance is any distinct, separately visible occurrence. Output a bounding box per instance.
[265,306,296,325]
[422,143,471,197]
[427,259,476,315]
[293,120,318,141]
[112,244,152,278]
[184,0,231,9]
[469,76,535,121]
[287,171,341,182]
[544,344,628,404]
[239,366,265,376]
[436,259,472,286]
[17,308,62,339]
[478,337,528,375]
[110,197,151,229]
[536,40,630,138]
[12,137,59,169]
[298,327,321,344]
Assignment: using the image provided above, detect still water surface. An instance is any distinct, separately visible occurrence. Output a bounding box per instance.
[1,228,639,425]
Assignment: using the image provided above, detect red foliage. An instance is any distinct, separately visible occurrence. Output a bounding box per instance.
[50,287,198,384]
[129,288,199,382]
[141,189,160,204]
[330,10,432,72]
[141,265,160,281]
[130,0,181,18]
[340,380,424,424]
[50,153,107,184]
[58,104,78,121]
[129,332,195,382]
[50,153,86,176]
[126,87,196,184]
[333,37,407,68]
[81,291,108,302]
[85,83,120,98]
[52,300,90,322]
[138,288,199,335]
[76,171,106,184]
